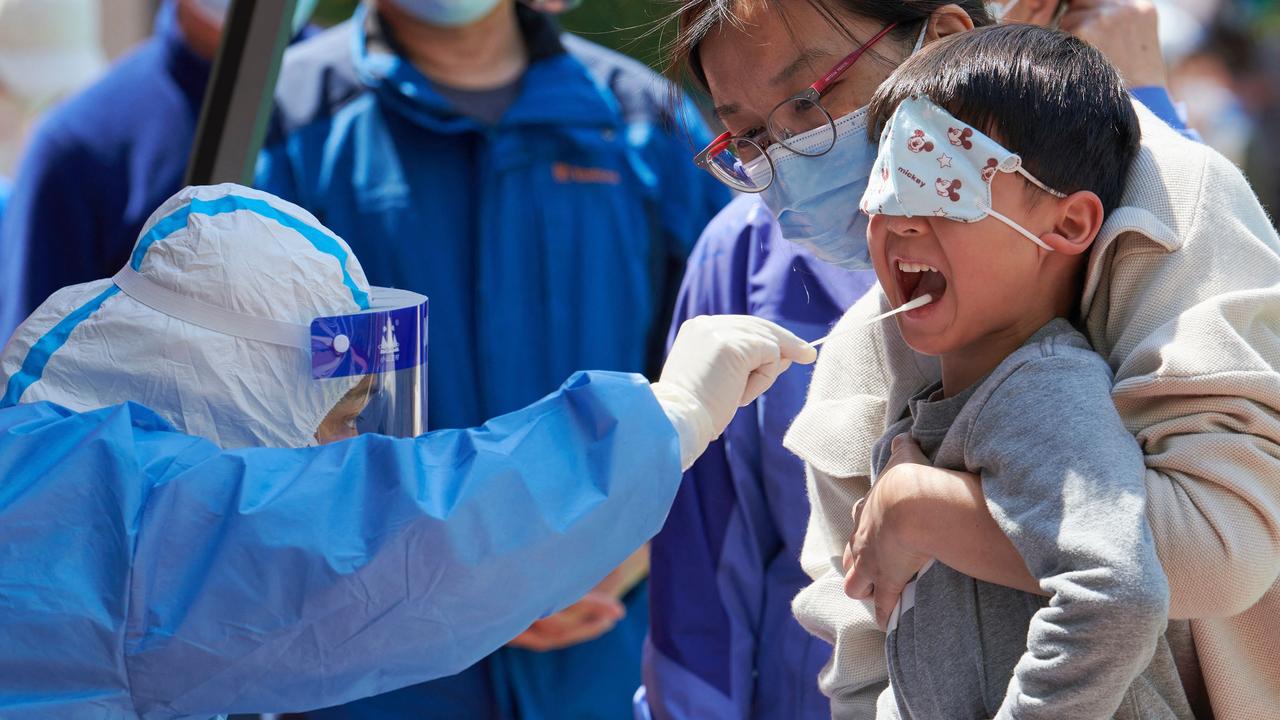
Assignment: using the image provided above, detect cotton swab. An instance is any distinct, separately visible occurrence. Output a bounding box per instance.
[809,294,934,348]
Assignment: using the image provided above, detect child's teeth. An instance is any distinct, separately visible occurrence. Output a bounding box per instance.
[897,261,938,274]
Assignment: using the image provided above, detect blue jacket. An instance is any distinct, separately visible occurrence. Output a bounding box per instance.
[0,3,208,342]
[0,371,682,719]
[641,195,875,720]
[255,7,729,720]
[639,89,1196,720]
[257,6,730,432]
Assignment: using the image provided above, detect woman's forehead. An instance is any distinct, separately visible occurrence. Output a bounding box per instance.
[697,2,888,117]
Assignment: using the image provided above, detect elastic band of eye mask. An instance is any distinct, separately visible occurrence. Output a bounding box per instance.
[978,203,1055,251]
[1015,166,1067,198]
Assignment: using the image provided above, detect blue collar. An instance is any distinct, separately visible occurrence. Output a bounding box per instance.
[350,4,619,131]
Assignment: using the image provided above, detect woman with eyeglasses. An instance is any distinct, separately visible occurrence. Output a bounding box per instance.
[642,2,1280,719]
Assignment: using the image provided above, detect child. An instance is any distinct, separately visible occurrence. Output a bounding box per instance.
[854,25,1192,720]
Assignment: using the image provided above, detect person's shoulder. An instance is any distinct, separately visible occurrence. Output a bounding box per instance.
[560,33,678,125]
[23,38,169,158]
[974,320,1112,411]
[272,20,367,138]
[1107,101,1259,250]
[693,195,774,254]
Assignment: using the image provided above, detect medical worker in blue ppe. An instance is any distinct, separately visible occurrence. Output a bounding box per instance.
[0,0,317,343]
[254,0,731,718]
[0,184,814,719]
[639,1,1199,719]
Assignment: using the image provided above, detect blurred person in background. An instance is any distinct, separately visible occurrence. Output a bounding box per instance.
[0,0,104,178]
[0,0,316,344]
[0,0,105,236]
[255,0,730,718]
[1152,0,1280,225]
[639,2,1207,720]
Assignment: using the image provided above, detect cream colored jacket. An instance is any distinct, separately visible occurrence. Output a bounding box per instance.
[785,103,1280,719]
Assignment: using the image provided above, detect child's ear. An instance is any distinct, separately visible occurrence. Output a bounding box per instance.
[1038,191,1104,257]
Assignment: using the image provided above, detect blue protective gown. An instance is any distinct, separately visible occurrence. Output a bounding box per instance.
[638,90,1196,720]
[255,7,729,719]
[0,371,681,719]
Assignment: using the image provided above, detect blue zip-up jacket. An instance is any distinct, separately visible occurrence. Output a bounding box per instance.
[257,6,729,432]
[255,7,729,720]
[639,90,1195,720]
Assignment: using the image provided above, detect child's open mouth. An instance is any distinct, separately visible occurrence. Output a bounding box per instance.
[894,259,948,310]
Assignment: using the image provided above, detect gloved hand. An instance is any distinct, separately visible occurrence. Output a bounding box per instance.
[652,315,817,470]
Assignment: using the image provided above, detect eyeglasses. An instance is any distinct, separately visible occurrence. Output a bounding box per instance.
[693,22,899,193]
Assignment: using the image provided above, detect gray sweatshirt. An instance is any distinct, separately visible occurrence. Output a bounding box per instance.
[873,319,1192,720]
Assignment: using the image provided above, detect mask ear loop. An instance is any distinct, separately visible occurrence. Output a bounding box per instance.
[978,164,1067,252]
[912,20,929,53]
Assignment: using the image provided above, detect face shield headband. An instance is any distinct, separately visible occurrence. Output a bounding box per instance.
[111,268,429,438]
[858,95,1066,251]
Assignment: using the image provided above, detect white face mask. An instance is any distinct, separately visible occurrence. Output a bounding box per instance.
[392,0,504,26]
[986,0,1021,22]
[859,96,1066,251]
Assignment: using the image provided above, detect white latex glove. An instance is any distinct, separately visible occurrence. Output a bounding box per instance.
[651,315,817,470]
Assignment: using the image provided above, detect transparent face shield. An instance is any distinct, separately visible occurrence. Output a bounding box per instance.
[310,288,429,444]
[110,268,429,446]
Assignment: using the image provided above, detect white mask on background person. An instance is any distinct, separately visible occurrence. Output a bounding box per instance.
[391,0,504,26]
[860,96,1066,251]
[190,0,231,18]
[188,0,320,34]
[986,0,1021,23]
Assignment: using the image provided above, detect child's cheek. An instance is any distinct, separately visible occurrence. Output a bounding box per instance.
[866,214,891,285]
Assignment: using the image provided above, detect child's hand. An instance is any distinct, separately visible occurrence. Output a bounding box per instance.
[882,431,931,474]
[842,433,934,630]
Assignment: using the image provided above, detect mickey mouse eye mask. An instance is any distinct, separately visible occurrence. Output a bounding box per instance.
[859,96,1066,251]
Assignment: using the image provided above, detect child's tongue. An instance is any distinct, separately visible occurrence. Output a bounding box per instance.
[910,270,947,303]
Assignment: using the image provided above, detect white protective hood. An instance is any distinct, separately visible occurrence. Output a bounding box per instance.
[0,184,371,448]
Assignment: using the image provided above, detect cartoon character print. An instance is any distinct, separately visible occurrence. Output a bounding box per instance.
[907,129,935,153]
[935,178,962,202]
[948,126,974,150]
[981,158,999,183]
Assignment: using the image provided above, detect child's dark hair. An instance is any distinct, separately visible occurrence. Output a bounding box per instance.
[868,24,1141,216]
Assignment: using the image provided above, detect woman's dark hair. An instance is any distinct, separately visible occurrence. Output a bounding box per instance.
[666,0,995,91]
[867,23,1141,216]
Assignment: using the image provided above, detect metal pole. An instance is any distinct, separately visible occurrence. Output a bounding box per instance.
[184,0,298,186]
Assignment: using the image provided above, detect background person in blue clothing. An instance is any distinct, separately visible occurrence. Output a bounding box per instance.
[639,1,1199,719]
[0,0,315,344]
[254,0,731,718]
